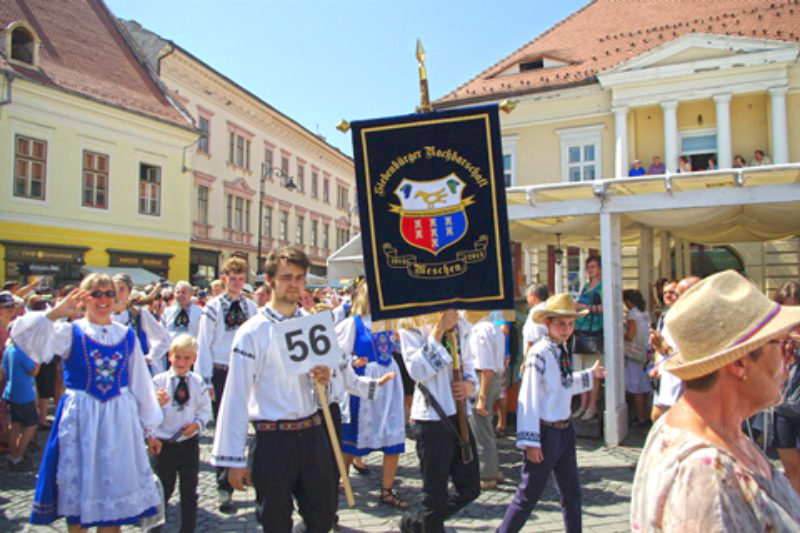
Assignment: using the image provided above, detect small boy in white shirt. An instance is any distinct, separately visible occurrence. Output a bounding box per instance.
[497,294,606,533]
[147,334,212,533]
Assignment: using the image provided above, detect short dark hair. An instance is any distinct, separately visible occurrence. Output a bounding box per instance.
[265,246,310,279]
[586,255,601,268]
[527,283,549,302]
[623,289,646,311]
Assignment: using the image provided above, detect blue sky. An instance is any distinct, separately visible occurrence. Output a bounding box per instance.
[107,0,588,157]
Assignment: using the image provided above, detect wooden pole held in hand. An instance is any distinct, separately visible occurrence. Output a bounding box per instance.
[447,330,474,464]
[314,379,356,507]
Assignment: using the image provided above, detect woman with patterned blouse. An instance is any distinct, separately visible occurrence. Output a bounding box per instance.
[631,271,800,532]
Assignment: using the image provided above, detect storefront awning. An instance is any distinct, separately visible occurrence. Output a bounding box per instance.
[80,266,161,287]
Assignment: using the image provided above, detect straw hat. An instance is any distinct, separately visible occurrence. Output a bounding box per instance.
[663,270,800,380]
[533,293,588,324]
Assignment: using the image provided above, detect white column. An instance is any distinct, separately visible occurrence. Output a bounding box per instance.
[713,93,732,169]
[613,105,629,178]
[661,100,679,172]
[769,86,789,164]
[639,225,654,310]
[554,261,564,294]
[683,241,692,276]
[600,212,627,446]
[675,239,685,279]
[659,231,671,279]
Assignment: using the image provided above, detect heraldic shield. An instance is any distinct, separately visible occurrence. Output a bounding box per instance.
[392,174,470,256]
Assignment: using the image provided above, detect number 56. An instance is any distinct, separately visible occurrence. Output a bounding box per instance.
[285,325,332,362]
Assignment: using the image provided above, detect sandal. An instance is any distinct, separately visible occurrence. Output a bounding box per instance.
[380,487,409,509]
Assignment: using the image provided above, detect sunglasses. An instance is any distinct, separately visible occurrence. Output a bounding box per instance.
[768,339,799,359]
[89,289,117,299]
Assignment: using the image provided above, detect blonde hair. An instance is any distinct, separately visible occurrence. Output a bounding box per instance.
[169,333,198,355]
[350,279,370,317]
[211,279,225,291]
[80,273,113,292]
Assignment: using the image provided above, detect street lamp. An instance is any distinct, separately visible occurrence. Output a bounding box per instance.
[257,163,297,276]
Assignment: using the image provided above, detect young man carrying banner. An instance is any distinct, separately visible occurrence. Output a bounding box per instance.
[398,309,480,533]
[211,247,335,533]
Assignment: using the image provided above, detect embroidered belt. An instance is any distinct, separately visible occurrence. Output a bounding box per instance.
[541,419,571,429]
[213,363,229,371]
[252,413,322,432]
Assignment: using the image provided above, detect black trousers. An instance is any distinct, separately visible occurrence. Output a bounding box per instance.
[326,403,343,512]
[402,416,480,533]
[154,437,199,533]
[212,365,233,495]
[250,424,336,533]
[497,424,581,533]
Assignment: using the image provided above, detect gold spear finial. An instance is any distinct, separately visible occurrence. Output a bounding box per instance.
[336,119,350,133]
[416,39,432,113]
[499,99,517,114]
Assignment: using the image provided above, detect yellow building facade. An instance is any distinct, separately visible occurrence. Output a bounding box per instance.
[0,4,197,288]
[122,21,357,283]
[437,5,800,294]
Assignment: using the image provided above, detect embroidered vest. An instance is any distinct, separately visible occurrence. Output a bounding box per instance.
[352,316,393,371]
[65,323,135,401]
[128,307,149,354]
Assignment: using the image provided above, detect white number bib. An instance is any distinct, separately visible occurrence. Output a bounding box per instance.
[272,312,343,378]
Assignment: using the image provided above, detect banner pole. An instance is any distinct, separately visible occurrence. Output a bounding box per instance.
[314,379,356,507]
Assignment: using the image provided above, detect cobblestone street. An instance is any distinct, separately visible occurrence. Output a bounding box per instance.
[0,422,647,532]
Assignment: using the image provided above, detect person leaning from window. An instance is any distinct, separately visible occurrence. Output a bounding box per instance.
[572,255,603,421]
[772,281,800,494]
[630,270,800,531]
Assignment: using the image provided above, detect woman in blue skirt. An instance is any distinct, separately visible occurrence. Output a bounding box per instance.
[11,273,162,531]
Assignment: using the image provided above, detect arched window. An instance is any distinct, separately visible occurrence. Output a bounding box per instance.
[11,26,34,64]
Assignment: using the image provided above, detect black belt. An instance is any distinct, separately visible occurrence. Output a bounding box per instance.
[213,363,228,371]
[541,419,571,429]
[252,413,322,432]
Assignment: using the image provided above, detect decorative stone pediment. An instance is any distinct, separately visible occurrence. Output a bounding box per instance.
[222,176,256,198]
[600,34,798,83]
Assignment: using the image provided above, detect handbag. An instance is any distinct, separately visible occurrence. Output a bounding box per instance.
[572,291,603,354]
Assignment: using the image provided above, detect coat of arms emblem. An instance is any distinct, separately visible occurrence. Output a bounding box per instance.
[391,173,473,256]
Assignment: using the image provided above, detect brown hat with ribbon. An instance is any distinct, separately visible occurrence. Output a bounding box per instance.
[663,270,800,380]
[533,293,589,324]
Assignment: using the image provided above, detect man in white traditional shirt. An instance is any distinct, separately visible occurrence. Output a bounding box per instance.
[398,310,480,533]
[196,257,257,512]
[211,247,334,533]
[161,281,202,342]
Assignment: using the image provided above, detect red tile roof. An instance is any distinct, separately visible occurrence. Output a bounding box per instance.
[436,0,800,107]
[0,0,192,129]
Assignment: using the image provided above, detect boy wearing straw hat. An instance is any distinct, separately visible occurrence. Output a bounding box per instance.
[498,293,606,533]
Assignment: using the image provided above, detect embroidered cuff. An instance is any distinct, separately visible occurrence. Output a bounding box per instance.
[516,431,541,447]
[211,454,247,468]
[204,377,213,386]
[143,428,156,440]
[367,380,377,400]
[581,370,590,389]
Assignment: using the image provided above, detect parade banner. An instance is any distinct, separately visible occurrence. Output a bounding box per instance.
[351,105,513,320]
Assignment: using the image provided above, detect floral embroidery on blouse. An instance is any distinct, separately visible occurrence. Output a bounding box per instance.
[631,417,800,532]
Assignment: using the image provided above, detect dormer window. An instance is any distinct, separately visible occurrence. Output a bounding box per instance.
[519,59,544,72]
[498,55,570,76]
[11,27,34,63]
[4,22,40,67]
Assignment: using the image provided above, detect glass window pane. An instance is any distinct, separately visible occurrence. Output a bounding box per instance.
[584,165,596,181]
[681,134,716,152]
[31,180,41,197]
[584,144,595,162]
[568,146,581,163]
[33,141,45,159]
[568,166,581,182]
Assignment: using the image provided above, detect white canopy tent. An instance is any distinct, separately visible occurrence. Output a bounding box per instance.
[507,163,800,445]
[325,164,800,445]
[326,234,366,284]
